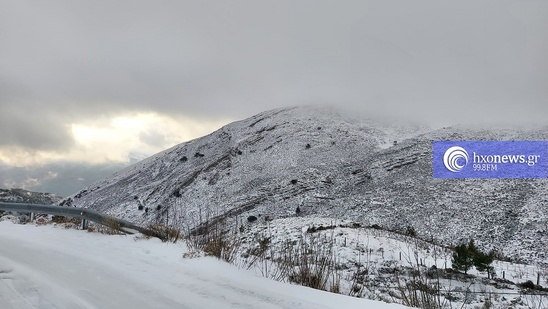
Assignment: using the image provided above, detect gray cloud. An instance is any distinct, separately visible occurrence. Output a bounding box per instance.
[139,130,169,149]
[0,111,74,151]
[0,84,75,151]
[0,0,547,153]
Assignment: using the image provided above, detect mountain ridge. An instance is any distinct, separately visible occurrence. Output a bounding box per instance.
[0,188,62,205]
[60,106,548,266]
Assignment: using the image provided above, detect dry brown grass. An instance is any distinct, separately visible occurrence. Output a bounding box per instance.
[52,216,81,225]
[144,224,181,243]
[86,220,125,235]
[185,219,240,263]
[35,216,49,225]
[279,233,338,291]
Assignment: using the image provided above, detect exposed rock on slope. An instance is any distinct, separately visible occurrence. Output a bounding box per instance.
[62,106,548,266]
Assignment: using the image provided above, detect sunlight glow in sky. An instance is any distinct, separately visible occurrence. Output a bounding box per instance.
[0,113,230,166]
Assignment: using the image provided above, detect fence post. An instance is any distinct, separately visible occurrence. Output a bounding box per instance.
[81,218,88,230]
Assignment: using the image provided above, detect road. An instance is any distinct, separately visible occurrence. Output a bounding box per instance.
[0,222,406,309]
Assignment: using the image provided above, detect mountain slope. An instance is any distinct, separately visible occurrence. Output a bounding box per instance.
[0,188,62,204]
[62,106,548,266]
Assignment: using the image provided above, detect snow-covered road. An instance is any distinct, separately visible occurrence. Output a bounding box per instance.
[0,222,407,309]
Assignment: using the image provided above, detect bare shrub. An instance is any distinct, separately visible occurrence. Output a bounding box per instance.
[521,293,548,309]
[185,219,241,263]
[277,231,339,291]
[391,238,453,309]
[396,275,443,309]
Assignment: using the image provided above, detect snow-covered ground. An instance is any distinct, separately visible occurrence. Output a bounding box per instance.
[235,217,548,309]
[0,221,408,309]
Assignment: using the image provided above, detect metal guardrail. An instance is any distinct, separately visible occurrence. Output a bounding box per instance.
[0,202,167,240]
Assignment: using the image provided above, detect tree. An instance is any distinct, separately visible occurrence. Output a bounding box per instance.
[452,243,473,273]
[405,225,416,237]
[467,239,478,255]
[473,249,495,273]
[452,239,495,275]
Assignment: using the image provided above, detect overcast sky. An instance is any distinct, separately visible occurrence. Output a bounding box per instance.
[1,0,547,194]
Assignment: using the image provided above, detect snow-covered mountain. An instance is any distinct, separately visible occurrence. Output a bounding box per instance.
[0,188,62,204]
[61,106,548,266]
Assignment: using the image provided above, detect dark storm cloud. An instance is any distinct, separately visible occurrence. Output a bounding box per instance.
[0,103,73,151]
[1,0,547,153]
[0,75,131,151]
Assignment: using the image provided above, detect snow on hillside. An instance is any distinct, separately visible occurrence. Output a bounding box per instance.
[0,188,62,205]
[234,217,548,308]
[61,106,548,267]
[0,221,409,309]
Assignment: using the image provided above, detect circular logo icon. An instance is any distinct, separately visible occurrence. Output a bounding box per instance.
[443,146,469,172]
